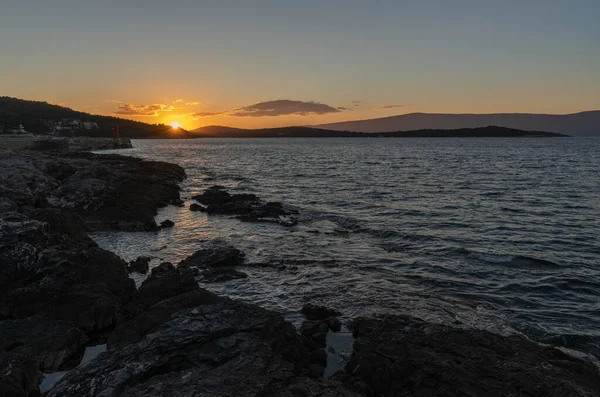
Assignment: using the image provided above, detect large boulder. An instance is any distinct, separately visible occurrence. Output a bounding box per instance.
[339,315,600,397]
[178,239,246,269]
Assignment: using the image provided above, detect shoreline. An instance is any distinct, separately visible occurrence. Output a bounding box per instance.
[1,147,599,396]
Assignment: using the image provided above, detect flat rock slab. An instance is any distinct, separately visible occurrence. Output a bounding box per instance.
[340,315,600,397]
[49,297,360,397]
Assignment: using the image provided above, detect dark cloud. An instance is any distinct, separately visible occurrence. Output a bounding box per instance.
[337,106,352,111]
[114,103,176,116]
[230,100,342,117]
[379,104,405,109]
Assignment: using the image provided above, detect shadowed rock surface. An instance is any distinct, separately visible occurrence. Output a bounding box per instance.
[178,239,246,268]
[51,268,357,397]
[0,149,186,396]
[0,318,86,373]
[338,315,600,397]
[301,303,342,320]
[193,185,299,226]
[128,256,151,274]
[0,352,41,397]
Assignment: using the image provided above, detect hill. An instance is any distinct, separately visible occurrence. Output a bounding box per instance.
[316,111,600,136]
[0,97,187,138]
[191,125,566,138]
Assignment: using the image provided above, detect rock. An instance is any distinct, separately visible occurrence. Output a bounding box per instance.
[0,198,17,213]
[49,296,360,397]
[326,317,342,332]
[192,186,299,226]
[0,352,42,397]
[108,289,221,350]
[178,239,245,269]
[128,256,151,274]
[3,246,135,332]
[309,348,327,367]
[189,203,206,212]
[159,219,174,229]
[301,303,341,320]
[0,318,86,372]
[170,198,184,207]
[133,263,199,310]
[0,150,185,232]
[200,268,248,283]
[301,320,330,346]
[339,315,600,397]
[192,185,233,205]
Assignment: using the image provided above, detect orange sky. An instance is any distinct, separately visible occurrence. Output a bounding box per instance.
[2,2,598,130]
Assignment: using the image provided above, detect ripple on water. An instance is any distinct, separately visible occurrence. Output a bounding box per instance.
[94,137,600,360]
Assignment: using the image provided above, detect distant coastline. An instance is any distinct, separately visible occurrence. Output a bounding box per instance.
[189,125,568,138]
[0,97,577,139]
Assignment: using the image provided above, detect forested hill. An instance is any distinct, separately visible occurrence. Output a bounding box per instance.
[191,125,567,138]
[0,97,185,138]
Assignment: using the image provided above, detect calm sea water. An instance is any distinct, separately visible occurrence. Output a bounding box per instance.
[93,137,600,359]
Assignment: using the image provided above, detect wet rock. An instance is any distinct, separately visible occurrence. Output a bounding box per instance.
[128,256,151,274]
[0,197,17,213]
[0,352,42,397]
[134,263,199,310]
[50,296,359,397]
[339,315,600,397]
[170,198,184,207]
[326,317,342,332]
[200,268,248,283]
[309,348,328,367]
[192,186,299,226]
[178,239,245,269]
[301,320,330,346]
[108,289,221,350]
[2,239,135,333]
[189,203,206,212]
[159,219,174,229]
[0,318,86,372]
[301,303,342,320]
[0,150,185,232]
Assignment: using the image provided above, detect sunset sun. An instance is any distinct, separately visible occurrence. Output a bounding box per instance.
[170,122,182,129]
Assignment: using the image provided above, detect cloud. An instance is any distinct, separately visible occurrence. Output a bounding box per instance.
[190,111,223,118]
[114,103,179,116]
[379,104,405,109]
[337,106,352,111]
[113,100,202,116]
[230,100,343,117]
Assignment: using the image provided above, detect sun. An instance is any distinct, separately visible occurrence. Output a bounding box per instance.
[170,122,182,129]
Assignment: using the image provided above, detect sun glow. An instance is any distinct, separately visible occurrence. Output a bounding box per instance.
[170,122,182,129]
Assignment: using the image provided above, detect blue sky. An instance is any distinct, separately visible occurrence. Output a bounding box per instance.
[1,0,598,128]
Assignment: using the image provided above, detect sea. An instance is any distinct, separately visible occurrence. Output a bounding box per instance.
[92,137,600,361]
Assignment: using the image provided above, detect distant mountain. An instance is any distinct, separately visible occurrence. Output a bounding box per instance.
[191,125,566,138]
[316,111,600,136]
[0,97,186,138]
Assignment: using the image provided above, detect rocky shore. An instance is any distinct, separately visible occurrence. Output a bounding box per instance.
[1,148,599,397]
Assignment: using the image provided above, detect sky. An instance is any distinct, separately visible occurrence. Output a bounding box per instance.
[1,0,599,130]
